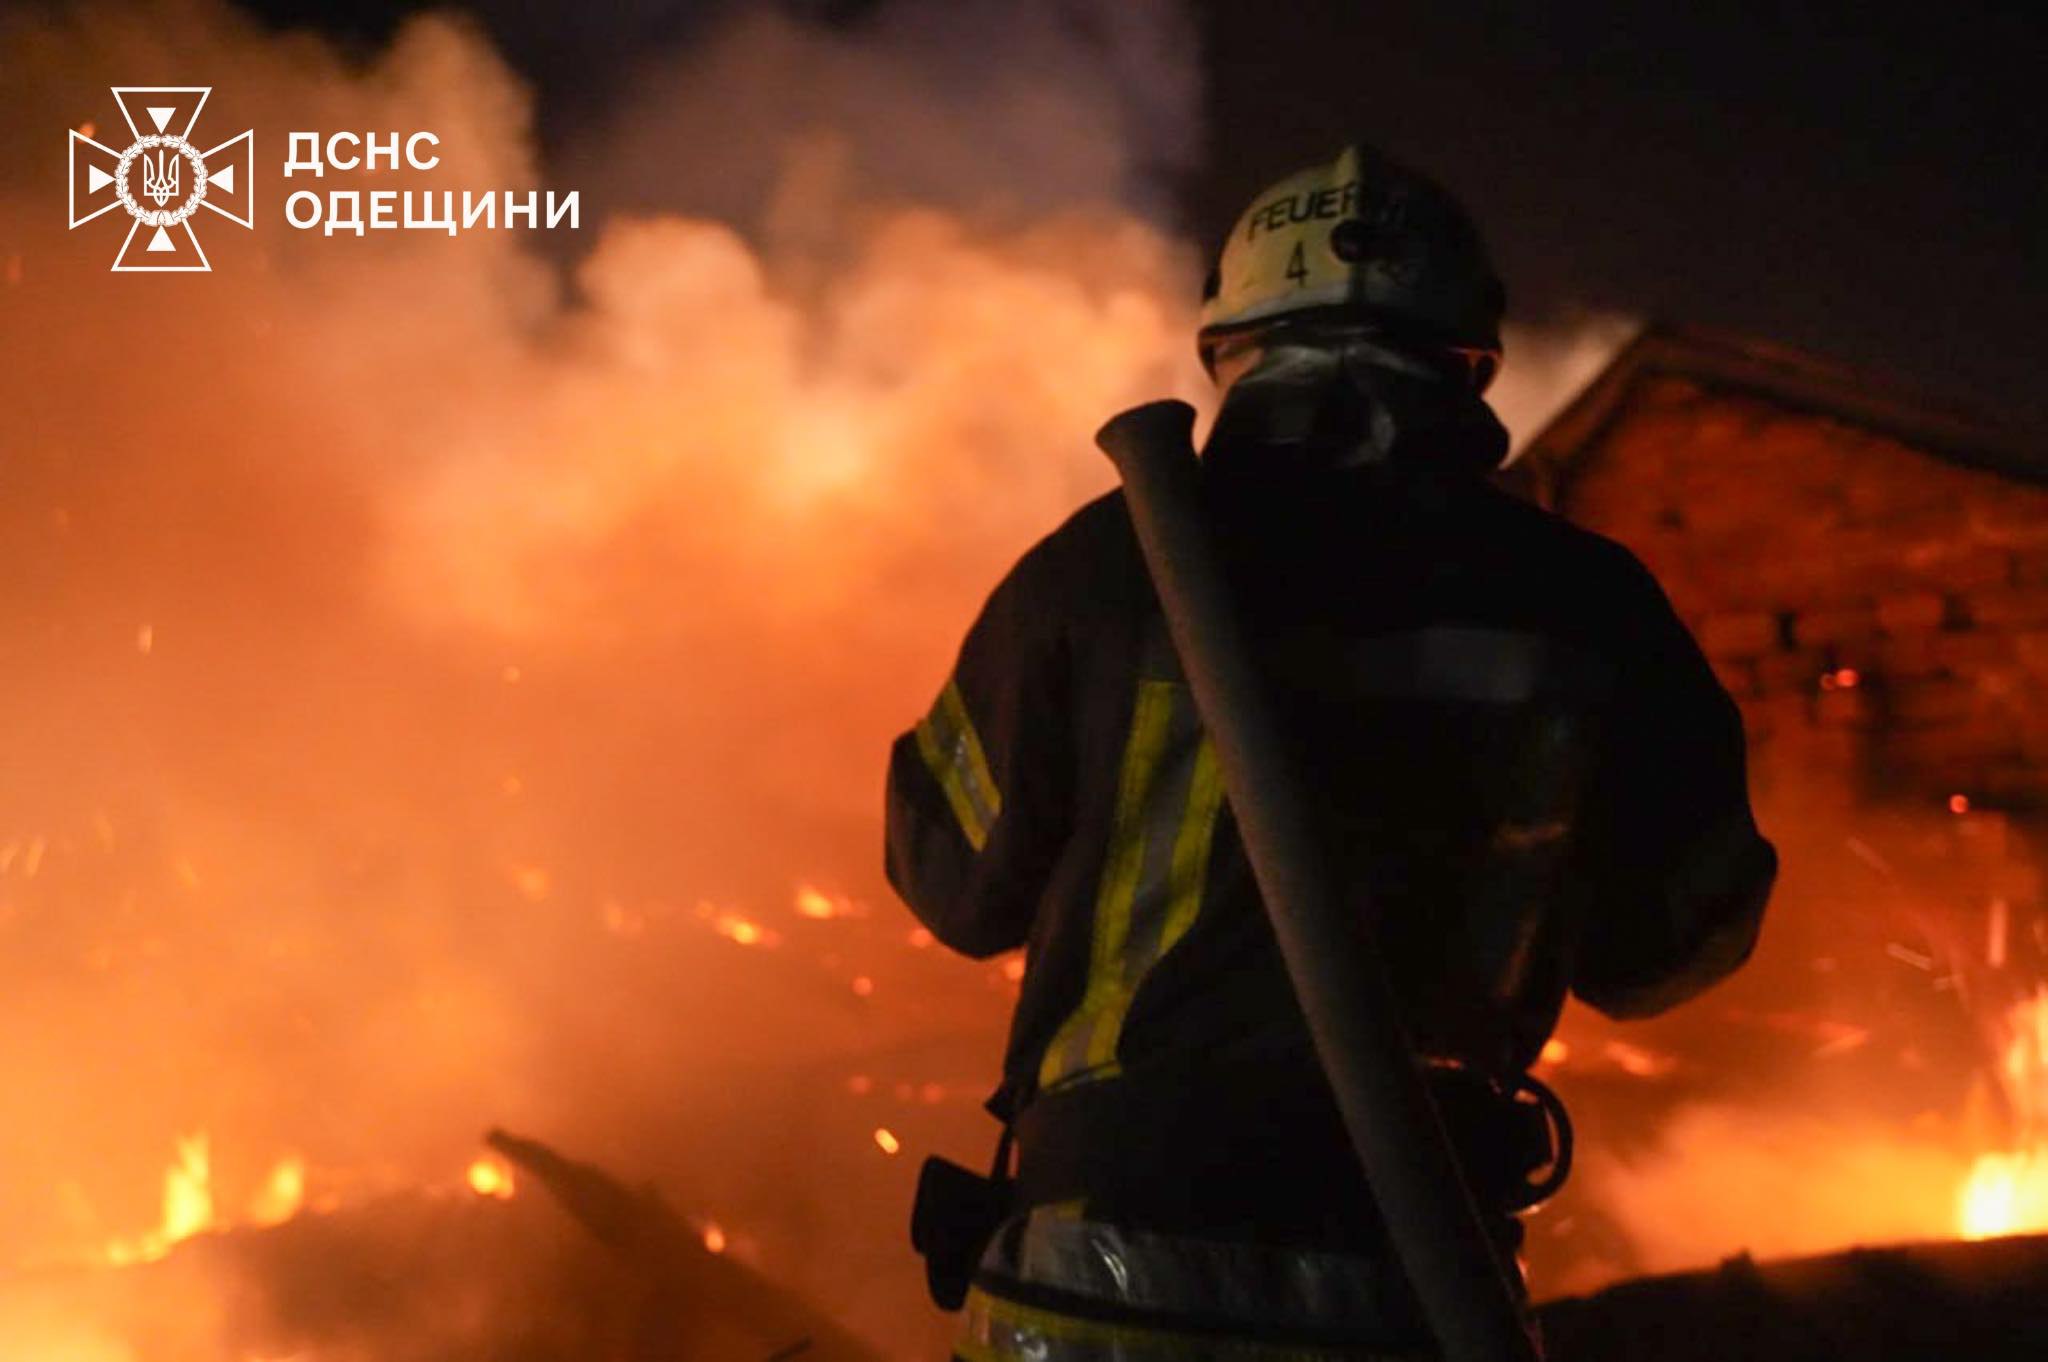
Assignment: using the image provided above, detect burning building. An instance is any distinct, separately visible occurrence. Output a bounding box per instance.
[1508,325,2048,1353]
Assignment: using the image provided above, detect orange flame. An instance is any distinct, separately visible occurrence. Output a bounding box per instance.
[103,1133,215,1265]
[1956,988,2048,1239]
[249,1155,307,1227]
[466,1156,515,1199]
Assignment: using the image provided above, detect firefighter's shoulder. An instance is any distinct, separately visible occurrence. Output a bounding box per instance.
[1464,482,1668,600]
[1011,488,1150,606]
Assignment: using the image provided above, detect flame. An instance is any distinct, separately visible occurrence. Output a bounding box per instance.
[160,1134,214,1244]
[1958,1151,2048,1239]
[1956,988,2048,1239]
[466,1156,515,1199]
[97,1139,312,1266]
[250,1156,307,1227]
[103,1133,216,1265]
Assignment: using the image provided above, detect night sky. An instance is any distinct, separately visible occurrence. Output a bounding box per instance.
[234,0,2046,433]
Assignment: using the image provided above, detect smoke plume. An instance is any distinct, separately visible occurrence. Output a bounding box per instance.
[1,2,1200,1350]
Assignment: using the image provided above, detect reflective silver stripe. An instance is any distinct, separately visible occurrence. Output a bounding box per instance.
[961,1287,1422,1362]
[1286,626,1612,706]
[916,679,1002,850]
[962,1209,1432,1358]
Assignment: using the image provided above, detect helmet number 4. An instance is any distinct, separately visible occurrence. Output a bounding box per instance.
[1285,241,1309,287]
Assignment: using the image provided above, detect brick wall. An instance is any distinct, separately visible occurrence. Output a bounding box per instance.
[1554,374,2048,809]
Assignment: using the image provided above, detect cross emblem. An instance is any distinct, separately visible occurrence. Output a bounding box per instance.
[68,87,254,273]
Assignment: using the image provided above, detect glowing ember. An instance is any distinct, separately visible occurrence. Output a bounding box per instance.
[508,864,552,901]
[794,884,859,920]
[1950,793,1972,814]
[1538,1038,1570,1066]
[721,916,774,947]
[873,1128,901,1156]
[701,1222,728,1254]
[695,902,779,948]
[1602,1040,1677,1079]
[467,1156,515,1199]
[1886,941,1936,971]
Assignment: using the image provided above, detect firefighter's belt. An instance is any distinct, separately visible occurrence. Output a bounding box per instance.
[1013,1058,1566,1229]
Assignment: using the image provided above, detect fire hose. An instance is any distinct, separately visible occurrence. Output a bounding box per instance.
[1094,399,1543,1362]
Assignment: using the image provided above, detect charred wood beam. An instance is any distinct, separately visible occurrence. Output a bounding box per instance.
[485,1127,887,1362]
[1536,1233,2048,1362]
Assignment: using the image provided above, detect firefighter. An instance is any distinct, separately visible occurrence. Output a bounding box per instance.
[888,143,1776,1360]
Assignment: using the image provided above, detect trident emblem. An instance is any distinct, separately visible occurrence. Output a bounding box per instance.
[140,145,179,206]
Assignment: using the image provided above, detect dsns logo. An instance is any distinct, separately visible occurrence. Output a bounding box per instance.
[68,87,253,272]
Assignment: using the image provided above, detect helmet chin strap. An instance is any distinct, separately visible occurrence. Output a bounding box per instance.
[1205,340,1509,476]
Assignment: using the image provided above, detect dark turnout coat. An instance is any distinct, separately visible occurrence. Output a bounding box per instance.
[886,451,1774,1337]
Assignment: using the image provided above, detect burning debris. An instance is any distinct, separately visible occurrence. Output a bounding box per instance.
[1,1130,888,1362]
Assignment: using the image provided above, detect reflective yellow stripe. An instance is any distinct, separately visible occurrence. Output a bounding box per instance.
[916,678,1002,851]
[1163,738,1226,955]
[1041,682,1173,1088]
[1040,681,1225,1091]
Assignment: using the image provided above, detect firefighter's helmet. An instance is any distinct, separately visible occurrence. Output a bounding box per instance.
[1198,144,1505,394]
